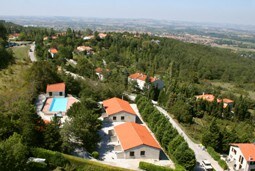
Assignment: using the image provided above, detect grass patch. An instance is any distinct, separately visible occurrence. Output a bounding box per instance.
[11,45,30,61]
[139,161,181,171]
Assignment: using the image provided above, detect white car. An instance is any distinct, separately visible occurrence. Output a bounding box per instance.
[201,160,213,171]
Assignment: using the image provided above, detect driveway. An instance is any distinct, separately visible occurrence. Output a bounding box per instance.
[155,106,223,171]
[29,42,37,62]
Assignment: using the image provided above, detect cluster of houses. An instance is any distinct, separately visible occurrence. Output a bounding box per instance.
[101,97,161,159]
[195,93,234,109]
[38,82,78,124]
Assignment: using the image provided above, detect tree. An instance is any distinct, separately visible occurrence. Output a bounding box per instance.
[202,119,222,152]
[43,116,62,151]
[0,133,29,171]
[173,142,196,171]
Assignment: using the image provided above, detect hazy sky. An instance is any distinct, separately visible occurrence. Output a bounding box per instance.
[1,0,255,25]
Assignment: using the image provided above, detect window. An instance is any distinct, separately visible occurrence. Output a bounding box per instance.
[121,116,125,120]
[113,116,116,121]
[130,151,135,157]
[49,92,52,96]
[250,161,255,165]
[59,92,63,96]
[140,151,145,156]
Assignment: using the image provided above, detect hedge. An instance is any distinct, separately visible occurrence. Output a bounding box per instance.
[31,148,130,171]
[207,147,228,170]
[135,95,196,171]
[139,161,175,171]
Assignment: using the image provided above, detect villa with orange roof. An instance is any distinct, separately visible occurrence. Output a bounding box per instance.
[48,48,58,57]
[196,93,234,109]
[102,97,137,122]
[98,33,107,39]
[128,72,159,90]
[228,143,255,171]
[109,122,161,159]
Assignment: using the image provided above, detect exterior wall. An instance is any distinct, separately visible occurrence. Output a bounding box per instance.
[116,152,124,159]
[114,145,122,151]
[47,91,65,97]
[108,112,136,122]
[228,146,249,171]
[128,78,145,90]
[110,136,118,142]
[123,145,160,159]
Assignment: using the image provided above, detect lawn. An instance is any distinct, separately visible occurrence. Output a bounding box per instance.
[11,45,30,61]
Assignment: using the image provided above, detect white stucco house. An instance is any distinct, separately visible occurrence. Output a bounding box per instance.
[102,97,137,122]
[228,143,255,171]
[109,122,161,159]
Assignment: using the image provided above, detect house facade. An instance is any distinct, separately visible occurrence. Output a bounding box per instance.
[48,48,58,58]
[110,122,161,159]
[46,83,65,97]
[228,143,255,171]
[102,97,136,122]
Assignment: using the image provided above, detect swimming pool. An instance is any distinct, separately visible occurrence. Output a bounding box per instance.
[49,97,68,112]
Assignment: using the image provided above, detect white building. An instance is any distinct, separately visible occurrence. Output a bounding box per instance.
[128,73,156,90]
[109,122,161,159]
[228,143,255,171]
[102,97,137,122]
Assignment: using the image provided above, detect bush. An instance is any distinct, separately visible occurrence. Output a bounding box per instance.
[31,148,69,167]
[139,161,175,171]
[207,146,228,170]
[92,151,99,159]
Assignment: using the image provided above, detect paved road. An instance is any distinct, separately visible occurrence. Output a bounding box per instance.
[155,106,223,171]
[29,42,37,62]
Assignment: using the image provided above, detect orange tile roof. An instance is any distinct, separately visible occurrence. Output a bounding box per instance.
[46,83,65,92]
[196,94,215,102]
[114,122,161,150]
[49,48,58,54]
[231,143,255,161]
[77,46,92,52]
[129,73,156,82]
[99,33,107,38]
[103,97,136,116]
[223,98,234,104]
[95,67,103,73]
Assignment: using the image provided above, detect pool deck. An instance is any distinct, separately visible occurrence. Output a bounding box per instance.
[38,95,79,123]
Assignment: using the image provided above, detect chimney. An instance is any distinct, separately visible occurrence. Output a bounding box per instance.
[249,156,253,161]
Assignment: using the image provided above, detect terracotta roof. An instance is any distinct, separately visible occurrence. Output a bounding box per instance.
[49,48,58,54]
[95,67,109,73]
[46,83,65,92]
[223,98,234,104]
[99,33,107,38]
[95,67,103,73]
[103,97,136,116]
[114,122,161,150]
[129,73,156,82]
[196,94,215,102]
[231,143,255,161]
[77,46,92,52]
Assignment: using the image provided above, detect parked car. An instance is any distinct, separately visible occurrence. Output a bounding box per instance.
[201,160,213,171]
[29,49,33,52]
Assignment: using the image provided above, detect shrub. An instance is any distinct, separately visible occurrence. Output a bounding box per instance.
[139,161,175,171]
[92,151,99,159]
[207,146,228,170]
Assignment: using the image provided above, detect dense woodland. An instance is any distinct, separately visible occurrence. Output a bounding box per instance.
[1,21,255,170]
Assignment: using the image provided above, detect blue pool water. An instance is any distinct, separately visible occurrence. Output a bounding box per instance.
[49,98,68,112]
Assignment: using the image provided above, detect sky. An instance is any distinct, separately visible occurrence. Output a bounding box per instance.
[0,0,255,25]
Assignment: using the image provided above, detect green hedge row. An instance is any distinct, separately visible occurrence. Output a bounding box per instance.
[135,95,196,171]
[207,147,228,170]
[139,161,175,171]
[31,148,130,171]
